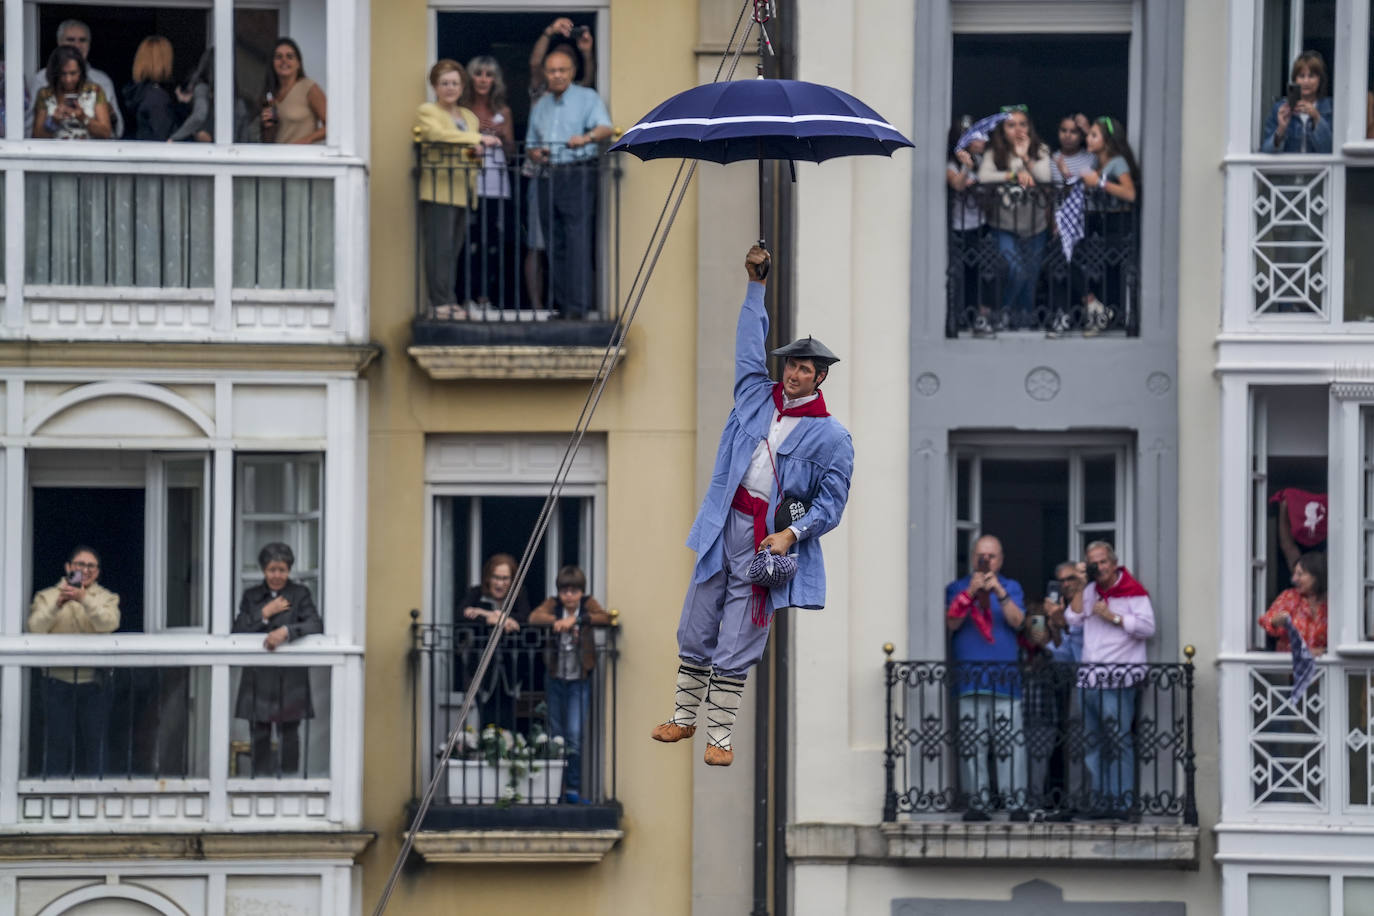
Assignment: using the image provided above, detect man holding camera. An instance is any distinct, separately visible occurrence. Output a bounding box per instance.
[946,534,1027,820]
[28,545,121,775]
[1064,540,1154,817]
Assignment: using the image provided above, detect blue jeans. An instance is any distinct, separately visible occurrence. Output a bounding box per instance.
[1081,686,1137,811]
[996,229,1047,319]
[37,676,110,777]
[546,677,590,792]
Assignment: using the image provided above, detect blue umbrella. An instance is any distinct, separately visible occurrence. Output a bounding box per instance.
[610,78,912,164]
[955,112,1008,152]
[610,78,912,269]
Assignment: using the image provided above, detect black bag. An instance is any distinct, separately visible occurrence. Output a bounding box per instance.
[774,495,809,533]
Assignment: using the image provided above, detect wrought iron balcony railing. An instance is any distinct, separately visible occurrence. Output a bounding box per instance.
[883,656,1196,824]
[946,183,1140,338]
[410,618,619,808]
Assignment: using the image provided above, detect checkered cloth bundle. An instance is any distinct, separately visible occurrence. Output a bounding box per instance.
[746,548,797,589]
[1054,179,1086,263]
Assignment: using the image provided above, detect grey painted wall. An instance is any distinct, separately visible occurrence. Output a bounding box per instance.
[907,0,1184,662]
[894,879,1187,916]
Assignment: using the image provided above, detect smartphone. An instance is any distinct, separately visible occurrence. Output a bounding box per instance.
[67,569,82,587]
[1046,580,1061,604]
[572,24,591,37]
[1286,82,1301,108]
[1028,614,1047,631]
[63,93,78,108]
[975,555,991,573]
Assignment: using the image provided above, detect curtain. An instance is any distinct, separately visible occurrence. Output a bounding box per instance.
[233,177,334,289]
[25,173,213,287]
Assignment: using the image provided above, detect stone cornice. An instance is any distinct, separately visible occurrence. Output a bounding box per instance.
[407,345,626,381]
[407,828,623,864]
[0,831,376,861]
[0,340,382,374]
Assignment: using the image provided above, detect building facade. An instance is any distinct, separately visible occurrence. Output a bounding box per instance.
[0,0,374,912]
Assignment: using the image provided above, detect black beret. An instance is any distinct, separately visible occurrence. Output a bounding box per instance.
[770,336,840,366]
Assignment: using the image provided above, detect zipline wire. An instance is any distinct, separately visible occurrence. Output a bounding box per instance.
[371,6,759,912]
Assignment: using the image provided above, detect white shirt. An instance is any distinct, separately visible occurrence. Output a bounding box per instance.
[739,391,818,501]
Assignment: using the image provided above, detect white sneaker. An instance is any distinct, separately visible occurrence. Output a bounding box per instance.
[972,315,996,338]
[1082,297,1106,337]
[1046,311,1072,338]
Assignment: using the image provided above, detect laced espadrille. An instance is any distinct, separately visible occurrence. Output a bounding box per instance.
[651,661,711,742]
[703,674,745,766]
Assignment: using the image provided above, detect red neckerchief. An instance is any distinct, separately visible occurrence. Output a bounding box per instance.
[771,383,830,421]
[1099,567,1150,599]
[948,589,996,643]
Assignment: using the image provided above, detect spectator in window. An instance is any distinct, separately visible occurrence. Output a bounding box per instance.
[232,542,322,776]
[414,59,500,320]
[1064,540,1154,818]
[977,106,1051,330]
[525,46,612,319]
[1260,551,1328,654]
[1078,116,1140,337]
[947,116,991,333]
[458,554,531,729]
[259,38,326,145]
[945,534,1028,821]
[529,565,609,803]
[169,47,215,143]
[528,17,596,101]
[1051,114,1095,185]
[1261,50,1332,154]
[28,546,121,776]
[26,19,124,138]
[1026,561,1086,816]
[462,56,518,311]
[32,46,112,140]
[124,36,178,141]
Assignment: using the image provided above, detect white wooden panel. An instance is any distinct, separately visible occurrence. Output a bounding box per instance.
[225,874,322,915]
[33,397,203,440]
[231,386,328,440]
[952,0,1133,32]
[425,433,608,484]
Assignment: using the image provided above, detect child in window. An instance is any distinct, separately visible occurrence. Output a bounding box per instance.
[529,565,608,803]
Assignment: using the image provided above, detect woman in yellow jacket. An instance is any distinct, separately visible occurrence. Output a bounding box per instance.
[414,59,500,319]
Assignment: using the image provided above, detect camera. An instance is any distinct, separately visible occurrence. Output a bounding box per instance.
[1045,580,1061,604]
[1085,562,1100,582]
[572,24,590,37]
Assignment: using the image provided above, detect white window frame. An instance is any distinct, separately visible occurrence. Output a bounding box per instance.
[145,451,213,632]
[948,434,1136,581]
[234,452,325,615]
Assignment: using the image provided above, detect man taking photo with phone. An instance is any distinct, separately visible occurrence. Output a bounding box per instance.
[945,534,1026,820]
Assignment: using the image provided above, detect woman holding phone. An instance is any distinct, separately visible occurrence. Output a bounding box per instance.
[1261,50,1332,153]
[33,46,112,139]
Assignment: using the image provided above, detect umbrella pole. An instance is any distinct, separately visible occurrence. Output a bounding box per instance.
[757,140,770,280]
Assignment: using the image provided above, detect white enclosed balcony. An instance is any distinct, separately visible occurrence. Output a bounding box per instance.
[0,0,368,344]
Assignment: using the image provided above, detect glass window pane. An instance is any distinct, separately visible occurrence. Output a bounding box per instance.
[1346,877,1374,915]
[246,462,287,515]
[165,458,206,628]
[1346,170,1374,322]
[957,457,971,520]
[230,665,331,778]
[1248,875,1330,916]
[1082,529,1116,559]
[297,460,321,513]
[1348,673,1371,806]
[25,666,209,778]
[1083,454,1116,524]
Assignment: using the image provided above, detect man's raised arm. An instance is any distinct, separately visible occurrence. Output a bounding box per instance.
[735,246,772,402]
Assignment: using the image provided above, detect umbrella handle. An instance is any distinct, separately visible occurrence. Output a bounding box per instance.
[755,239,770,280]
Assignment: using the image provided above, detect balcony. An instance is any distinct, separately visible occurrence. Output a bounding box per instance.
[870,655,1198,866]
[946,184,1140,338]
[0,636,364,839]
[407,142,626,381]
[406,617,622,864]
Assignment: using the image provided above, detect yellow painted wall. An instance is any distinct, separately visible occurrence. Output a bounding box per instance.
[360,0,703,912]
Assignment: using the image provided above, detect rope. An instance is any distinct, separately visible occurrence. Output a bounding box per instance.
[370,6,759,912]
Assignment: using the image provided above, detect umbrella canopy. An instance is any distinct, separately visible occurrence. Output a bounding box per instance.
[955,112,1008,152]
[610,78,912,164]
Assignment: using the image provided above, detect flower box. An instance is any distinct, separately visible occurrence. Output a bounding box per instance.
[447,757,566,805]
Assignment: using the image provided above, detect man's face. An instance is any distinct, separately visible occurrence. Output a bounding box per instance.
[59,26,91,60]
[782,357,822,399]
[1086,545,1116,586]
[66,551,99,587]
[1056,565,1083,596]
[973,537,1003,574]
[543,51,575,96]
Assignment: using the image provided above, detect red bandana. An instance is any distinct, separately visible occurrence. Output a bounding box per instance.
[1099,567,1150,600]
[771,383,830,421]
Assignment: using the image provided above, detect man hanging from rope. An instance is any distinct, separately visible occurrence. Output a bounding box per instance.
[651,245,854,766]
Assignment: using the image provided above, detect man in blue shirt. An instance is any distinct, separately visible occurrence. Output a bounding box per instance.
[650,246,854,767]
[525,46,612,318]
[945,534,1027,820]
